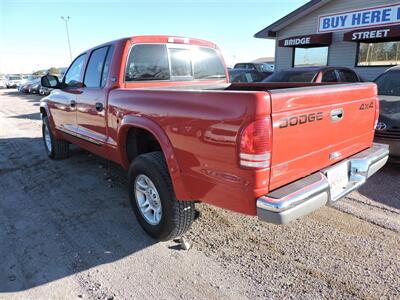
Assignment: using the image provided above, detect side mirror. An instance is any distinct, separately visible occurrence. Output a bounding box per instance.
[41,75,60,88]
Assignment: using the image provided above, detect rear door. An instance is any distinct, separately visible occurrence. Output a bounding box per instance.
[76,45,114,145]
[269,84,377,190]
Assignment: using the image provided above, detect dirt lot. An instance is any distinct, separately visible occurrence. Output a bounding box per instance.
[0,89,399,300]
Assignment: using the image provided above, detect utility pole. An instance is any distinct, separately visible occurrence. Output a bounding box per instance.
[61,16,72,62]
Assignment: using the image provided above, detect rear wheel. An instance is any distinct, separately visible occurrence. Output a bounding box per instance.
[42,116,69,159]
[128,152,195,241]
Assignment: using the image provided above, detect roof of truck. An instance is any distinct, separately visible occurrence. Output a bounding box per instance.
[79,35,218,57]
[128,35,218,48]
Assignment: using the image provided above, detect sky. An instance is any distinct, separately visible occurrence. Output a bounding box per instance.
[0,0,308,74]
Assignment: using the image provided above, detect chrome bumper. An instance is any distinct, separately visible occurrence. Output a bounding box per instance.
[256,143,389,225]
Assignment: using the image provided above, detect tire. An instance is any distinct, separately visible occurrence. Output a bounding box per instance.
[42,116,69,159]
[128,151,195,241]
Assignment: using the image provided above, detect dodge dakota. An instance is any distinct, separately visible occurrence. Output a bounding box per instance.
[40,35,389,241]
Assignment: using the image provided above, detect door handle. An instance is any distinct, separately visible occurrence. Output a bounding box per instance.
[330,108,344,122]
[70,100,76,107]
[95,102,104,112]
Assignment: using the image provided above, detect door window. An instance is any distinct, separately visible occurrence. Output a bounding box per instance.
[64,54,86,87]
[321,70,338,82]
[84,46,109,88]
[337,69,358,82]
[101,46,114,87]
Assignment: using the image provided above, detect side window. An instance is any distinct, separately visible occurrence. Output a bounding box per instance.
[101,45,114,87]
[125,44,170,81]
[64,54,86,87]
[84,46,108,88]
[337,70,358,82]
[322,70,338,82]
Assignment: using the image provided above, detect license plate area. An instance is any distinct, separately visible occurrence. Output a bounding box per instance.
[326,162,349,200]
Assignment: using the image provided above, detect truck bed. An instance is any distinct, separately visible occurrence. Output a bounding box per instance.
[109,82,378,215]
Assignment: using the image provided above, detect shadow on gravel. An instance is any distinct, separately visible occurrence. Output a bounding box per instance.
[0,137,155,293]
[8,112,41,120]
[1,90,42,103]
[358,162,400,209]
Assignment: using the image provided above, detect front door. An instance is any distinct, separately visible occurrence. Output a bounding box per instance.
[48,54,86,135]
[76,45,114,145]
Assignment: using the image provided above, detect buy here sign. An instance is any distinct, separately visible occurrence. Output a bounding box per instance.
[318,3,400,32]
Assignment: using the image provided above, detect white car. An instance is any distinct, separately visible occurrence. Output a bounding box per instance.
[6,75,23,88]
[0,76,7,88]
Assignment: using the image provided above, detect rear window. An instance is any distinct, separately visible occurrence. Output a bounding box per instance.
[375,70,400,96]
[263,70,318,82]
[170,48,192,78]
[125,44,170,81]
[125,44,226,81]
[192,47,226,79]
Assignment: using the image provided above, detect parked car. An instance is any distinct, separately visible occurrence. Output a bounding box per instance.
[228,68,272,83]
[374,66,400,162]
[0,76,7,88]
[6,75,23,88]
[28,78,42,94]
[39,85,53,96]
[262,66,363,83]
[18,80,33,93]
[40,35,388,241]
[234,62,273,73]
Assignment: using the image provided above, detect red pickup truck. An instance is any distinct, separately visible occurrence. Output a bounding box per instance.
[40,35,389,241]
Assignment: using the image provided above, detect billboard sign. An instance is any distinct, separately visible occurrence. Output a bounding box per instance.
[318,3,400,32]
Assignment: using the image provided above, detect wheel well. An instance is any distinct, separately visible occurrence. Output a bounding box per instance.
[126,127,162,163]
[40,107,47,118]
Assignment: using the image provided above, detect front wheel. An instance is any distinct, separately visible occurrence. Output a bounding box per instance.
[128,152,195,241]
[42,116,69,159]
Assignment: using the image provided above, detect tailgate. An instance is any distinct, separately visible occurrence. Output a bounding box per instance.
[269,83,377,190]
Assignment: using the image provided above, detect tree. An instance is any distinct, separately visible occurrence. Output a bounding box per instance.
[32,70,45,75]
[48,67,61,75]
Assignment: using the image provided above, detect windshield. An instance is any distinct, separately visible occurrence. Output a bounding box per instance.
[257,64,271,72]
[263,70,318,82]
[375,71,400,96]
[27,75,40,80]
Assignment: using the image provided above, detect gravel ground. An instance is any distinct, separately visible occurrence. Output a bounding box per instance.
[0,89,399,299]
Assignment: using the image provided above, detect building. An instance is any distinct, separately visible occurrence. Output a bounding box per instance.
[255,0,400,80]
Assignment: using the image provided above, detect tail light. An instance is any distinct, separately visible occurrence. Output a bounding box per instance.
[374,97,380,129]
[239,118,272,169]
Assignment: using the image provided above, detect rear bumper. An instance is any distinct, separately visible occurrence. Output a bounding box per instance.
[256,143,389,224]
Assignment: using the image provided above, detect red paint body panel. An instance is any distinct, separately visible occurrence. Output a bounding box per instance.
[268,84,377,190]
[41,36,378,217]
[107,88,271,214]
